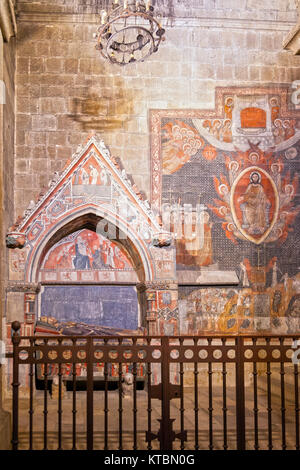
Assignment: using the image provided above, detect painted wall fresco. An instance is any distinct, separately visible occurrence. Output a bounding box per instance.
[150,86,300,333]
[40,285,139,330]
[4,136,176,400]
[7,136,173,283]
[6,137,177,350]
[179,269,300,334]
[5,89,300,339]
[40,228,138,283]
[39,228,140,330]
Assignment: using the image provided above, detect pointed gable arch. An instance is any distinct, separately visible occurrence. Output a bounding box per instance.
[26,205,154,283]
[7,136,174,284]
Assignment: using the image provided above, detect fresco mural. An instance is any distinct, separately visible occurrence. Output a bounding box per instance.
[210,148,298,246]
[5,89,300,340]
[40,228,138,283]
[71,153,112,199]
[40,285,139,330]
[39,229,140,329]
[179,270,300,335]
[150,86,300,333]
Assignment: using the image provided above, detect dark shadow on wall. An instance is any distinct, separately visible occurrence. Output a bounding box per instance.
[68,83,136,132]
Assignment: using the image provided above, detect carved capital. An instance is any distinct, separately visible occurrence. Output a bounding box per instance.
[142,281,178,291]
[6,282,41,294]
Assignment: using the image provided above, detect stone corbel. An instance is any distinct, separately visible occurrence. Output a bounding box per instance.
[6,232,26,249]
[151,231,173,248]
[0,0,17,42]
[137,281,179,335]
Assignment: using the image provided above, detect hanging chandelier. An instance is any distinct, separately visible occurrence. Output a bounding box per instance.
[95,0,166,66]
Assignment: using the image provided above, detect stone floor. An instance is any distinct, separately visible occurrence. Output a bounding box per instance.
[4,369,300,451]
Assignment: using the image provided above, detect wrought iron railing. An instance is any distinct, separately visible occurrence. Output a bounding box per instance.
[9,321,300,451]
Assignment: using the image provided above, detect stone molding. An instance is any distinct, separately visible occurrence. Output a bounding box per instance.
[283,1,300,55]
[137,281,178,291]
[283,22,300,55]
[0,0,17,42]
[15,11,295,32]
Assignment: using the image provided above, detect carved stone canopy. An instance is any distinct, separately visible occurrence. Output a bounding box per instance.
[6,135,163,249]
[6,135,175,284]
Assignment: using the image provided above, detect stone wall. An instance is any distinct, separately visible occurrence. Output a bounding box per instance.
[4,0,300,340]
[14,0,300,219]
[16,0,299,20]
[0,1,16,447]
[2,0,300,402]
[1,32,16,384]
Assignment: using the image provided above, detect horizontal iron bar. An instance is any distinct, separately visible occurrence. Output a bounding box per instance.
[12,334,300,340]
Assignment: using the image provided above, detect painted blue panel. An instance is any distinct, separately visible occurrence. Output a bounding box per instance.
[41,285,139,330]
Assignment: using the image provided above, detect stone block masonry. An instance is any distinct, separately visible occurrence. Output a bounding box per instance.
[14,1,300,218]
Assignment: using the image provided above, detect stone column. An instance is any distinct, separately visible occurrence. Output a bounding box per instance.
[0,0,17,450]
[6,283,40,332]
[138,281,179,336]
[137,283,157,335]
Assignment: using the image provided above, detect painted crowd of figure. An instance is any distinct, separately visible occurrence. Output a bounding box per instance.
[180,273,300,335]
[43,229,132,271]
[73,164,110,186]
